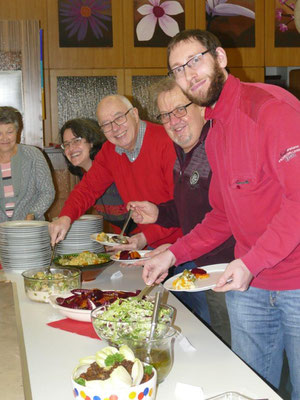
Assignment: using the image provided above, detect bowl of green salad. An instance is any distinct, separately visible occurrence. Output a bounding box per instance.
[22,267,81,303]
[91,297,174,346]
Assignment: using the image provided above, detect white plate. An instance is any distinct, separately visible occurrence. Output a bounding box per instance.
[163,263,228,292]
[111,250,151,264]
[90,233,130,247]
[48,294,92,322]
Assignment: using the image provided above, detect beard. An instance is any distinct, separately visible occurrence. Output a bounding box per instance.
[186,61,226,107]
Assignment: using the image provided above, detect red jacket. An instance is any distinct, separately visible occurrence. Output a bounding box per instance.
[170,75,300,290]
[60,121,182,248]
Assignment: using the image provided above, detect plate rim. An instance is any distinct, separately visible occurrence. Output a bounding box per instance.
[163,263,228,292]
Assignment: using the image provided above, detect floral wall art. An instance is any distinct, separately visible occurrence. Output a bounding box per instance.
[58,0,112,47]
[275,0,300,47]
[134,0,185,47]
[206,0,256,48]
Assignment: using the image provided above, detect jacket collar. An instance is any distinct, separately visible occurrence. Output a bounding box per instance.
[205,74,240,124]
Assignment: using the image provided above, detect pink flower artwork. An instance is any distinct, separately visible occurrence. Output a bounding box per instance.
[58,0,112,47]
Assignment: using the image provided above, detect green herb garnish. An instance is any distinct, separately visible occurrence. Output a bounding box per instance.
[74,377,86,386]
[105,353,125,366]
[144,365,153,375]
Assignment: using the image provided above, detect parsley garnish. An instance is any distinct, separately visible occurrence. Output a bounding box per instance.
[105,353,125,366]
[144,365,153,375]
[74,377,86,386]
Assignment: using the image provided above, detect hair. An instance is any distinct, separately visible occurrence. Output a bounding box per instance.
[59,118,105,177]
[149,77,179,116]
[167,29,222,70]
[0,106,23,133]
[99,94,133,110]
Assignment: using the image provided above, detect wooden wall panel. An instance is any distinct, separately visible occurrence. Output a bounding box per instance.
[0,20,43,147]
[46,0,124,69]
[229,67,265,82]
[265,0,300,66]
[123,0,196,68]
[196,0,265,67]
[0,0,49,67]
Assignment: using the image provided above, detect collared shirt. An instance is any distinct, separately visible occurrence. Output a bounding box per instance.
[115,120,146,162]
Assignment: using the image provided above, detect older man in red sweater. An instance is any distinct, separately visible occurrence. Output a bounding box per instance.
[49,95,182,249]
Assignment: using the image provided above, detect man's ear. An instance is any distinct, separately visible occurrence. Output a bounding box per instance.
[215,47,227,69]
[132,107,139,123]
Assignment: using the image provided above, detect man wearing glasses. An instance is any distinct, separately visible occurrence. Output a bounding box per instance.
[49,94,182,251]
[142,29,300,399]
[128,78,234,341]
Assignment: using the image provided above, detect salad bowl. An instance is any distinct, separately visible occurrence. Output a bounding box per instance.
[91,297,175,345]
[22,267,81,303]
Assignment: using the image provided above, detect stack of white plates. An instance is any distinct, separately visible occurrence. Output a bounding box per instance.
[56,214,104,255]
[0,220,51,271]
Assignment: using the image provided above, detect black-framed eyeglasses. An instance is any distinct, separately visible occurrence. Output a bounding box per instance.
[99,108,133,133]
[168,49,211,79]
[157,102,193,124]
[61,136,83,151]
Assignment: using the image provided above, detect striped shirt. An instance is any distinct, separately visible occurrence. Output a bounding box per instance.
[1,162,15,218]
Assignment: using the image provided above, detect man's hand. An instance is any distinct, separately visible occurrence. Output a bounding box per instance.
[107,232,147,254]
[48,216,71,247]
[213,258,253,292]
[142,249,176,285]
[127,201,159,224]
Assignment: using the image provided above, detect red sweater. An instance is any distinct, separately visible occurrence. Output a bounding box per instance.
[60,121,182,248]
[171,75,300,290]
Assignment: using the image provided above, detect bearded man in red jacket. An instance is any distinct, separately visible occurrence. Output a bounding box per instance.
[142,29,300,399]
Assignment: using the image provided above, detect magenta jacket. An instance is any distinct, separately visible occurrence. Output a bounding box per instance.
[170,74,300,290]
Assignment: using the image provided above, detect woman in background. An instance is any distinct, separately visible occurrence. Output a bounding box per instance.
[0,106,55,221]
[59,118,137,235]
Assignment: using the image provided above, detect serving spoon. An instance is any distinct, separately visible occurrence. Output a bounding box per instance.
[112,209,133,244]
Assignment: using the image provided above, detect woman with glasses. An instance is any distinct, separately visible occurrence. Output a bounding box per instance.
[60,118,137,234]
[0,106,55,221]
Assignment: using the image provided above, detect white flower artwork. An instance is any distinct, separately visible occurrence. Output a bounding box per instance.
[136,0,184,41]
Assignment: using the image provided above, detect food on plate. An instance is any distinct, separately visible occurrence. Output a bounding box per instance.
[91,298,174,344]
[55,288,140,310]
[56,251,110,266]
[22,268,81,303]
[191,267,210,279]
[96,232,117,243]
[172,268,210,290]
[115,250,141,260]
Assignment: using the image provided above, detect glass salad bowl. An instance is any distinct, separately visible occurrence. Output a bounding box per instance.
[91,297,175,346]
[22,267,81,303]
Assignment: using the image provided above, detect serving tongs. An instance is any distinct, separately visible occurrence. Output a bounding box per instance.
[112,209,133,244]
[145,291,162,362]
[136,284,154,300]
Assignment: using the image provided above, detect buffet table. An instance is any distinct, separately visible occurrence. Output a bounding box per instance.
[1,263,283,400]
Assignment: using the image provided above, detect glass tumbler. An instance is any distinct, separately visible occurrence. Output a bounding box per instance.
[125,326,177,384]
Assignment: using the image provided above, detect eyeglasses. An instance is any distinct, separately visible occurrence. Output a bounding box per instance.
[99,108,133,133]
[61,136,83,151]
[157,102,193,124]
[168,50,211,79]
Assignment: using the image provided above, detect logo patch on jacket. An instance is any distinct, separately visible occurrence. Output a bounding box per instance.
[190,171,200,185]
[279,145,300,163]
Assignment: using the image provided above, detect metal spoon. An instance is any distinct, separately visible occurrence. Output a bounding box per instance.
[112,209,133,244]
[46,244,56,274]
